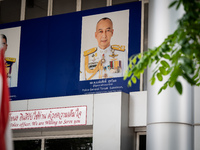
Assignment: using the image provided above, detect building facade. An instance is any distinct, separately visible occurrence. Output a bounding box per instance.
[0,0,199,150]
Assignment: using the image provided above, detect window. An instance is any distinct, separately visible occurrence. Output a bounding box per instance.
[45,137,92,150]
[0,0,21,24]
[53,0,76,15]
[14,139,41,150]
[25,0,48,20]
[112,0,139,5]
[13,137,92,150]
[81,0,106,11]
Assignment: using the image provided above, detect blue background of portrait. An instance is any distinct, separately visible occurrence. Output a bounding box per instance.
[0,2,141,100]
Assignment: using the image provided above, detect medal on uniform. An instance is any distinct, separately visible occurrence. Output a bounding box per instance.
[99,54,106,79]
[109,49,118,58]
[103,66,108,78]
[101,54,105,63]
[109,48,122,73]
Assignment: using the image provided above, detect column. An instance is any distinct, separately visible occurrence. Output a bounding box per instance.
[194,86,200,150]
[147,0,193,150]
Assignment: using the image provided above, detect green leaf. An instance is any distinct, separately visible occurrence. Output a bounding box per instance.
[128,80,132,87]
[132,57,137,64]
[131,76,137,84]
[161,44,170,52]
[163,81,168,90]
[168,1,178,8]
[157,73,163,81]
[159,67,168,75]
[151,76,156,85]
[149,58,154,67]
[175,81,182,94]
[138,53,142,59]
[166,67,173,75]
[161,60,170,68]
[154,55,159,62]
[176,1,181,10]
[129,62,133,69]
[169,67,181,87]
[123,76,127,80]
[163,54,171,60]
[180,64,193,74]
[158,81,169,95]
[158,51,163,57]
[135,72,140,79]
[158,87,163,94]
[128,70,132,77]
[124,70,129,80]
[179,57,194,74]
[182,48,191,55]
[137,63,143,70]
[169,80,176,87]
[192,69,200,80]
[182,73,196,85]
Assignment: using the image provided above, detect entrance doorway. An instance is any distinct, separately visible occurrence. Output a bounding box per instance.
[136,132,146,150]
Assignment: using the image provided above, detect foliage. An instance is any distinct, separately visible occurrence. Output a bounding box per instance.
[124,0,200,94]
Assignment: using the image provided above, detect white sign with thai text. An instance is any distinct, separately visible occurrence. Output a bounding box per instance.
[10,106,87,129]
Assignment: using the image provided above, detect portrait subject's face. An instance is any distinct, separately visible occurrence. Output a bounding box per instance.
[95,19,113,50]
[2,38,8,52]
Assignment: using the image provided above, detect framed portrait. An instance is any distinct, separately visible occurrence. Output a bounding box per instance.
[0,26,21,87]
[80,10,129,81]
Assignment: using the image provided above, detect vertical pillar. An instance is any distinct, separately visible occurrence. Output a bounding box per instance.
[93,92,133,150]
[194,86,200,150]
[147,0,193,150]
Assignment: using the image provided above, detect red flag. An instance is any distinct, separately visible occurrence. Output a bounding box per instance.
[0,47,12,150]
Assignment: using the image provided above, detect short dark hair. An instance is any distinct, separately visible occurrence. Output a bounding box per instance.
[97,17,113,25]
[1,34,7,43]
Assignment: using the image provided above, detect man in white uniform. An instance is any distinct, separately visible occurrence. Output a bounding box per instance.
[1,34,17,87]
[81,17,127,80]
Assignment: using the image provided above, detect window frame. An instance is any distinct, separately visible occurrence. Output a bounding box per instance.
[13,134,93,150]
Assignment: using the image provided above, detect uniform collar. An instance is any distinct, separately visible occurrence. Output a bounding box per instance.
[98,46,111,54]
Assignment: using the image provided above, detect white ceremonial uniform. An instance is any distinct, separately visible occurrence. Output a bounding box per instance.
[5,57,18,87]
[80,45,127,80]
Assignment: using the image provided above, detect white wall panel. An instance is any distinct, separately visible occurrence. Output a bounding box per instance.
[10,100,28,111]
[129,91,147,127]
[93,92,121,150]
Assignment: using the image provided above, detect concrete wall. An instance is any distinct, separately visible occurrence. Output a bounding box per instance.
[11,91,148,128]
[11,91,147,149]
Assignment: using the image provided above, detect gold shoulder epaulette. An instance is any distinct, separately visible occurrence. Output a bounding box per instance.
[5,57,16,63]
[84,47,97,56]
[111,45,125,51]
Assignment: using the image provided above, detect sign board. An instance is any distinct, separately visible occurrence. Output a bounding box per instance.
[10,106,87,129]
[0,2,141,100]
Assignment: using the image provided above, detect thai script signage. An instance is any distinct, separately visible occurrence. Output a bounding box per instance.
[10,106,87,129]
